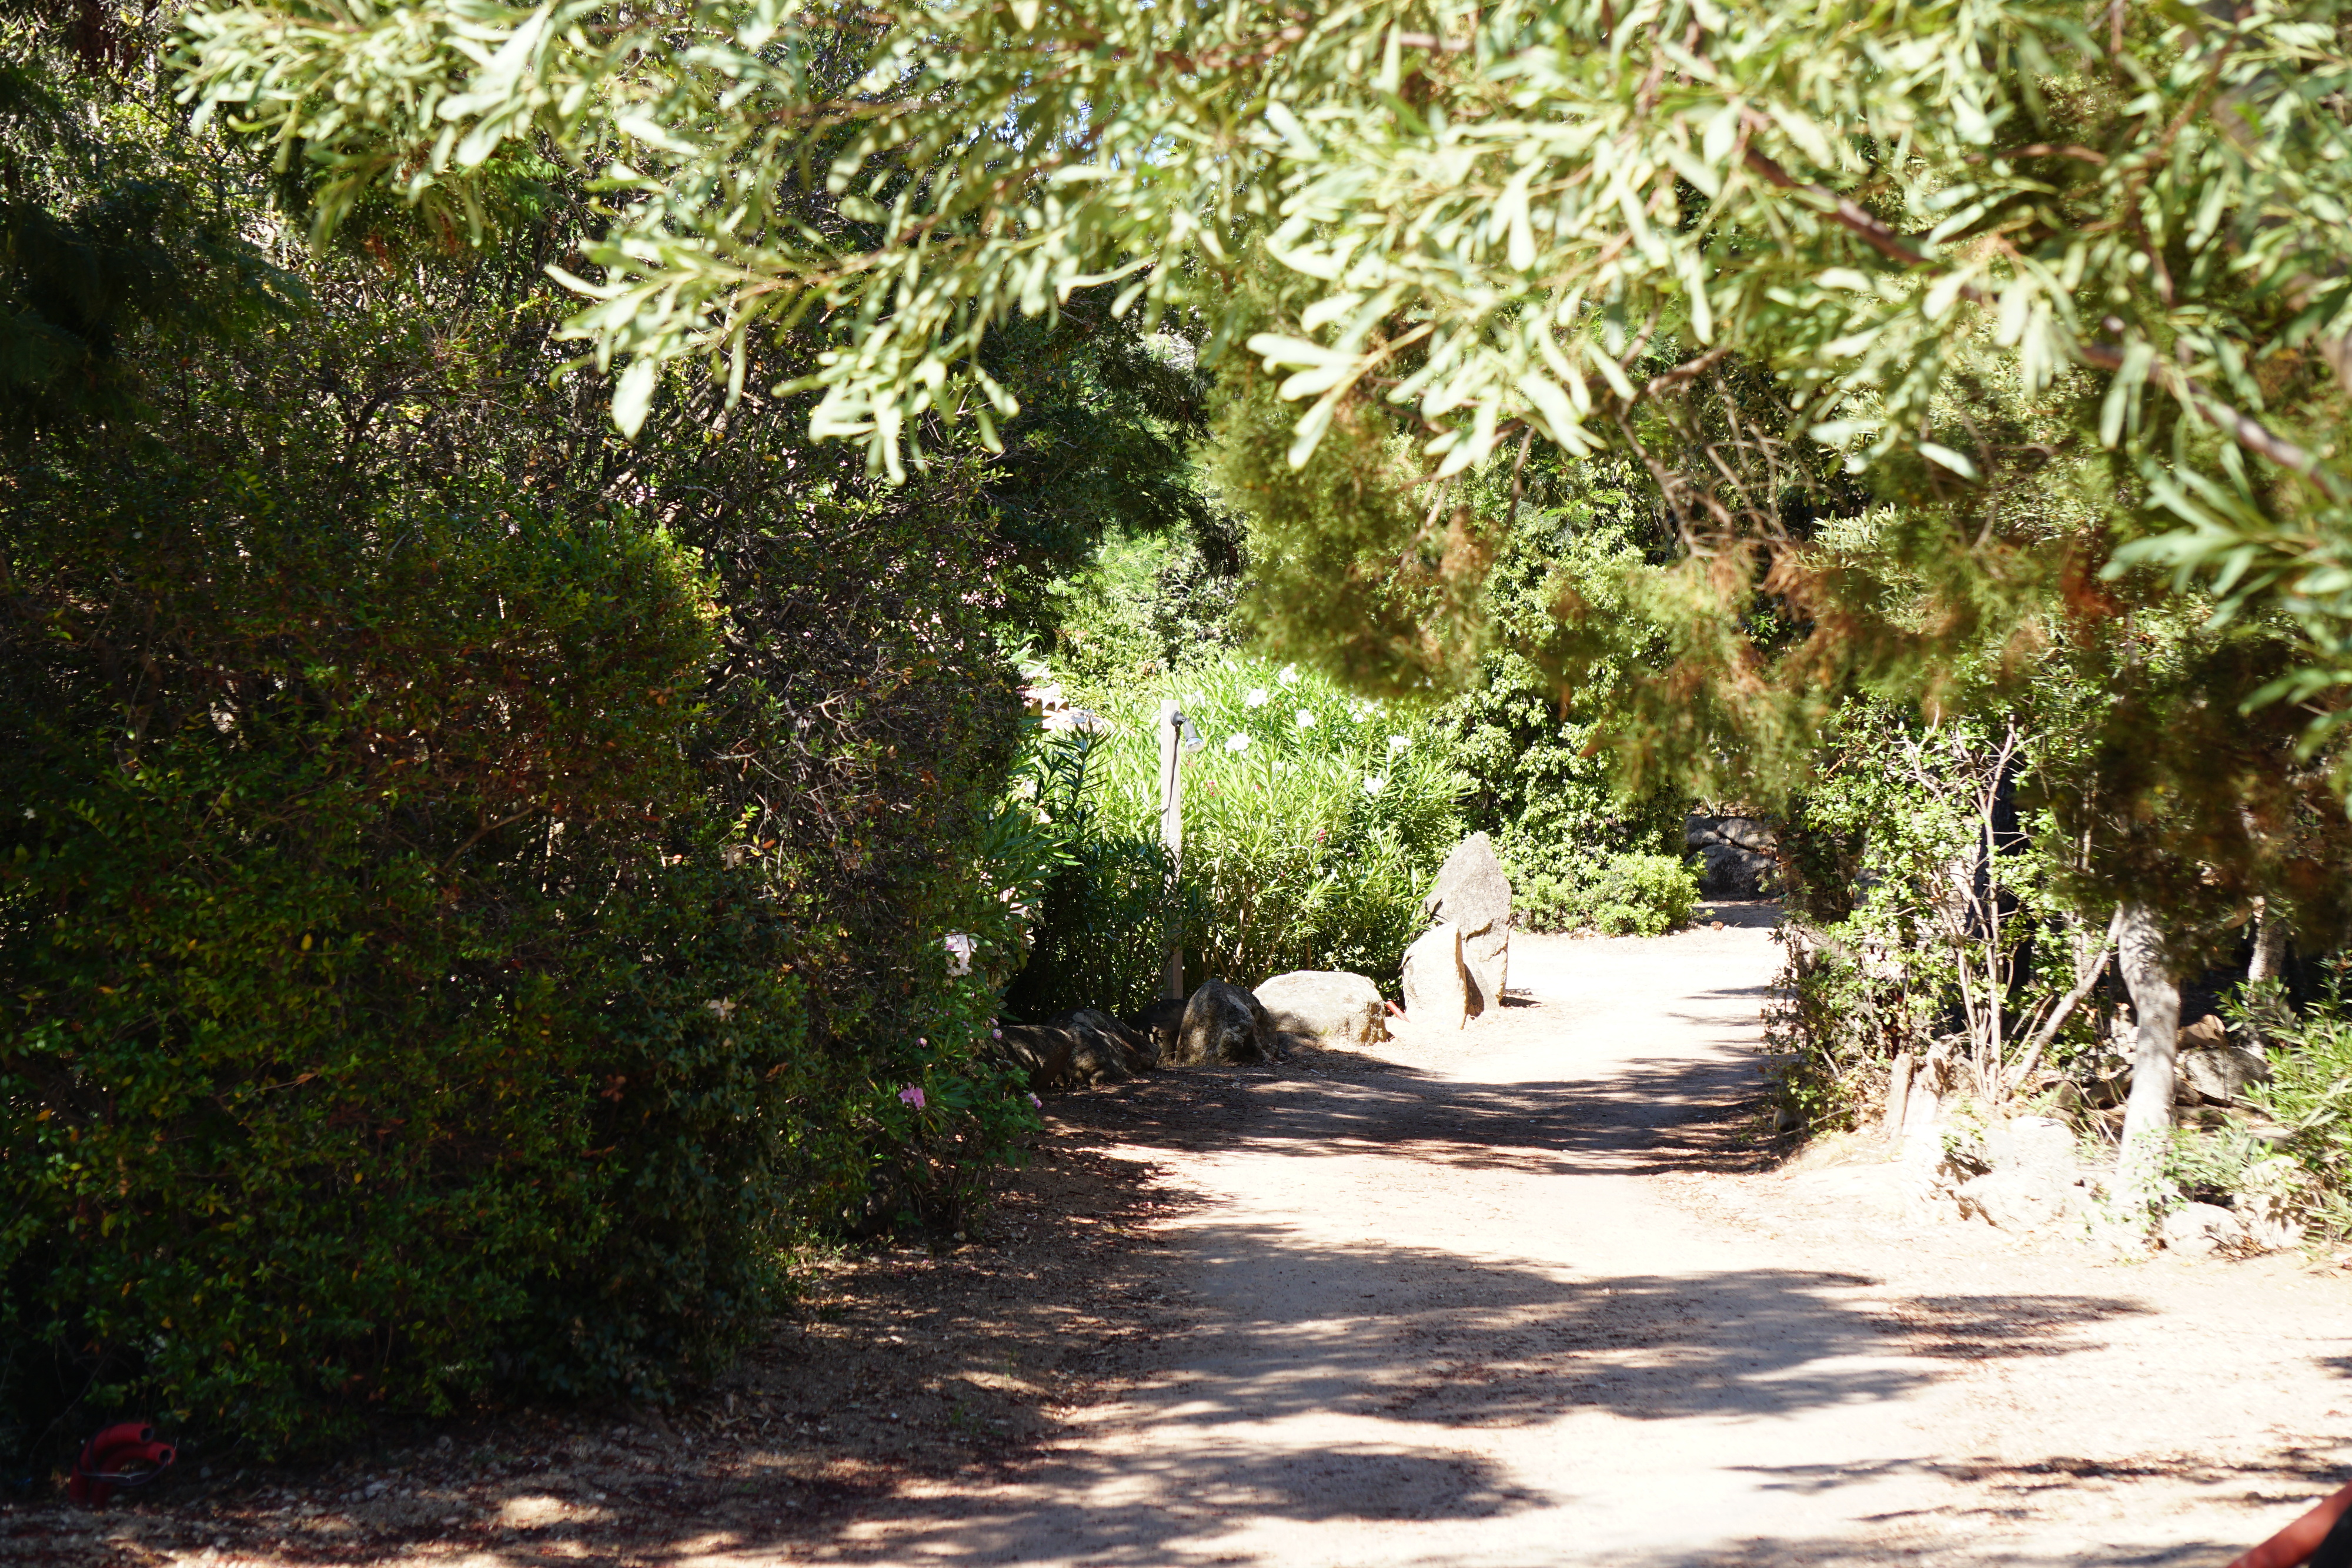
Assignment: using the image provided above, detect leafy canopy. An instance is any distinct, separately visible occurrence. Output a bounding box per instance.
[175,0,2352,704]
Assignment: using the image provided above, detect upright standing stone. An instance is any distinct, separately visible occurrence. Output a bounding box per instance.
[1401,922,1469,1029]
[1425,832,1512,1015]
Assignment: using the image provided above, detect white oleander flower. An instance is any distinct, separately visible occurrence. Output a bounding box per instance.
[1278,663,1301,686]
[1363,775,1387,794]
[1388,734,1410,753]
[1295,708,1317,728]
[1244,687,1269,707]
[1225,733,1251,752]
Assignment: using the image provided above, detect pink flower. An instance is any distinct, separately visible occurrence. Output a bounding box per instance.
[1028,1093,1041,1108]
[898,1085,926,1110]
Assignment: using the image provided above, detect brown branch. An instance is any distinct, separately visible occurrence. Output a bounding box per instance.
[1642,344,1732,398]
[1741,143,1949,275]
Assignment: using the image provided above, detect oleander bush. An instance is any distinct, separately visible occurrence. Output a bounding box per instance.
[1008,657,1465,1015]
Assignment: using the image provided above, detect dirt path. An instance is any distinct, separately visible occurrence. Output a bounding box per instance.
[19,922,2352,1566]
[818,923,2352,1567]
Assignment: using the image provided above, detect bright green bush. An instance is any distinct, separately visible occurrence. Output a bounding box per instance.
[1508,849,1703,936]
[1000,729,1184,1022]
[1008,658,1465,1011]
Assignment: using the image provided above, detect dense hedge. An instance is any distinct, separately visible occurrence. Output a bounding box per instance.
[0,277,1054,1465]
[0,486,760,1449]
[0,447,1047,1462]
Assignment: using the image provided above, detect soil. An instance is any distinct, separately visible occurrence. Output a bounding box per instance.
[10,908,2351,1566]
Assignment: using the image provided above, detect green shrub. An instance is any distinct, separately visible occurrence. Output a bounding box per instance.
[1429,493,1691,850]
[0,482,1041,1461]
[1009,658,1465,1011]
[1000,729,1183,1021]
[1505,847,1702,936]
[1760,931,1925,1134]
[2234,973,2352,1238]
[0,496,741,1455]
[1585,852,1704,936]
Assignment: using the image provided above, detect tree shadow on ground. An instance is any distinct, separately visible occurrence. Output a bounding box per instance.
[1129,1231,2147,1429]
[1055,1044,1780,1179]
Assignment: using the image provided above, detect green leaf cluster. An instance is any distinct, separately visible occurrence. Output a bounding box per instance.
[166,0,2352,735]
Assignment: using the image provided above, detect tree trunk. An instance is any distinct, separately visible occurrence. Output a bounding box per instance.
[2250,897,2288,985]
[2115,901,2180,1188]
[1885,1051,1915,1141]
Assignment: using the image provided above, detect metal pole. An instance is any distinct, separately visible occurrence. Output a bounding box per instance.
[1158,700,1185,1001]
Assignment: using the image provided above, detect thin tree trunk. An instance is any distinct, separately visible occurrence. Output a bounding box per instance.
[2115,900,2180,1190]
[2010,907,2120,1091]
[2250,897,2287,984]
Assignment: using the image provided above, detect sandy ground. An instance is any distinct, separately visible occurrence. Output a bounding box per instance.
[15,917,2351,1566]
[799,920,2352,1568]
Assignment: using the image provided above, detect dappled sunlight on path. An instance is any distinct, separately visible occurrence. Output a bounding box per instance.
[70,925,2346,1567]
[799,924,2352,1567]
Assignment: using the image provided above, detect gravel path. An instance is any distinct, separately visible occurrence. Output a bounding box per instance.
[19,921,2350,1566]
[823,923,2352,1567]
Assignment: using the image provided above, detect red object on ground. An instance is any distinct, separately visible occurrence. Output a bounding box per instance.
[2231,1479,2352,1568]
[66,1422,175,1509]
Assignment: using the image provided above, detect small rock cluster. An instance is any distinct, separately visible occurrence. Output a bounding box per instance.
[990,972,1390,1092]
[990,834,1511,1087]
[1889,1018,2310,1255]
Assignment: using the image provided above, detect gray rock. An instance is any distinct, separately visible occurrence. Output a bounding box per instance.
[1058,1008,1158,1074]
[988,1023,1077,1089]
[1401,922,1469,1029]
[1980,1115,2078,1178]
[2176,1045,2271,1106]
[988,1009,1155,1092]
[1953,1167,2083,1233]
[1121,997,1187,1060]
[2180,1013,2231,1051]
[1254,970,1387,1050]
[2158,1201,2246,1257]
[1168,979,1274,1066]
[1938,1116,2087,1232]
[1685,815,1781,898]
[2236,1155,2311,1251]
[1425,833,1511,1012]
